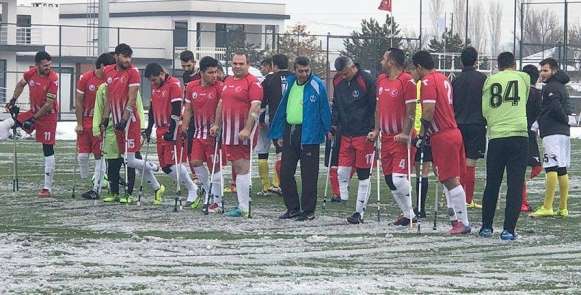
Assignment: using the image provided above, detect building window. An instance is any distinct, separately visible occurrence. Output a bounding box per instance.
[265,25,275,51]
[173,21,188,48]
[215,24,244,48]
[0,59,6,103]
[16,15,31,44]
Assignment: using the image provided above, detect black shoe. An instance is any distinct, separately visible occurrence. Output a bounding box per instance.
[347,212,363,224]
[392,215,411,226]
[279,210,300,219]
[330,196,345,203]
[82,189,99,200]
[295,212,315,221]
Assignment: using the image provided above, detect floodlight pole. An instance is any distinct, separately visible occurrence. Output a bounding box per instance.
[98,0,110,54]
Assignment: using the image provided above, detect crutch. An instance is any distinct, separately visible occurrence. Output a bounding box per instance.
[95,127,107,206]
[123,120,130,203]
[173,141,184,212]
[203,131,222,215]
[248,123,259,218]
[376,136,381,223]
[322,138,334,212]
[11,106,20,192]
[219,147,225,213]
[72,143,77,198]
[416,141,426,234]
[407,139,414,230]
[137,133,151,207]
[433,179,439,230]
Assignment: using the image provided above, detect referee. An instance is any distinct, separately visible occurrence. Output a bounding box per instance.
[480,52,530,241]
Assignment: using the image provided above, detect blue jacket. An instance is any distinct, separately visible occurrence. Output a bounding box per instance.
[269,74,331,145]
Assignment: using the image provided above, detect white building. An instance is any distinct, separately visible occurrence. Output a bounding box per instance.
[1,0,288,118]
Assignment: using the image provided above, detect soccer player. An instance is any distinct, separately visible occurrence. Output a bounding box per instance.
[331,56,376,223]
[4,51,59,197]
[480,52,530,240]
[180,50,200,84]
[452,47,487,209]
[258,54,292,196]
[255,56,276,196]
[210,52,263,218]
[411,51,470,235]
[182,56,225,213]
[76,53,116,200]
[412,78,433,218]
[143,63,199,206]
[530,58,573,218]
[102,43,163,204]
[367,48,417,226]
[521,65,543,212]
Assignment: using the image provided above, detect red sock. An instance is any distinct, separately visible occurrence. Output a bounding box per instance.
[330,166,340,196]
[463,166,476,204]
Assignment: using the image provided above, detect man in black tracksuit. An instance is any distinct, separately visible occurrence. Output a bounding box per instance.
[332,56,376,224]
[452,47,487,209]
[530,58,573,218]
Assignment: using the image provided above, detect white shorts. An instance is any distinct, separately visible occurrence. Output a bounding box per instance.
[542,134,570,168]
[255,124,271,155]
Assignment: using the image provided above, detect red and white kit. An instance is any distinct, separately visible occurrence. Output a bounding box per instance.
[220,74,263,161]
[76,70,105,154]
[376,72,417,176]
[17,67,59,145]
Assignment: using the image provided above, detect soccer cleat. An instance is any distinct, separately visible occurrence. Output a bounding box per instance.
[102,193,119,203]
[186,197,202,209]
[224,207,249,218]
[479,227,493,238]
[529,206,555,218]
[38,189,51,198]
[520,203,532,213]
[557,209,569,218]
[81,189,99,200]
[153,185,166,205]
[256,190,270,197]
[347,212,363,224]
[279,210,301,219]
[295,212,315,221]
[330,195,345,203]
[500,230,518,241]
[392,215,412,227]
[467,200,482,209]
[268,186,282,196]
[119,194,135,204]
[207,202,223,214]
[448,221,471,235]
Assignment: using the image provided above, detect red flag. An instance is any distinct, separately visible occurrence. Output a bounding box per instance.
[378,0,392,12]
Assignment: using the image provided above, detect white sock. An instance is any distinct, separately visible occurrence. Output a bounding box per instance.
[355,178,371,217]
[449,186,469,226]
[443,186,457,222]
[211,171,223,205]
[127,153,160,190]
[393,175,415,219]
[77,153,89,179]
[44,155,55,192]
[92,158,106,191]
[236,173,250,212]
[193,166,210,192]
[0,118,14,141]
[179,165,197,201]
[338,166,352,200]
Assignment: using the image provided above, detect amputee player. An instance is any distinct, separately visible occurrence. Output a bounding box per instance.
[4,51,59,198]
[144,63,199,206]
[331,56,376,224]
[102,43,163,204]
[182,56,225,213]
[210,52,263,218]
[368,48,417,226]
[411,51,471,235]
[76,53,116,200]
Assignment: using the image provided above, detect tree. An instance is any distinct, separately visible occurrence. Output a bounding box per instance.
[468,1,486,53]
[487,0,503,57]
[453,0,467,40]
[274,24,326,77]
[520,8,563,57]
[341,16,402,76]
[428,30,471,71]
[429,0,445,37]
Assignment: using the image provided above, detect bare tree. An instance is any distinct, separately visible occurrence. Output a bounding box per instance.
[469,1,486,53]
[453,0,467,38]
[521,8,563,56]
[429,0,445,37]
[487,0,503,56]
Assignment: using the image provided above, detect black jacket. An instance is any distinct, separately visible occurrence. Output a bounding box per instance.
[538,71,571,138]
[262,70,292,125]
[527,87,542,130]
[452,66,487,126]
[332,69,376,137]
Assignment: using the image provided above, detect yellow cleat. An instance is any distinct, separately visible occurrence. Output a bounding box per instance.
[153,185,166,205]
[467,200,482,209]
[557,209,569,218]
[529,206,555,218]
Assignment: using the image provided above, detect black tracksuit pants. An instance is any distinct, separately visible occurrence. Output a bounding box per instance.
[280,124,320,214]
[482,136,528,234]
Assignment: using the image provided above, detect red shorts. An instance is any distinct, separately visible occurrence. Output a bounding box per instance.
[381,134,415,176]
[431,128,466,182]
[156,127,186,168]
[114,115,141,154]
[338,135,374,169]
[17,110,57,145]
[190,137,224,169]
[77,117,101,155]
[223,144,250,162]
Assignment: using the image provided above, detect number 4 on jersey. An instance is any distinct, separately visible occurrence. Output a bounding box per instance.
[490,80,520,108]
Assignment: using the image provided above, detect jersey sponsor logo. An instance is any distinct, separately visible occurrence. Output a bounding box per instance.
[89,84,96,92]
[191,91,198,100]
[352,89,360,98]
[390,89,399,97]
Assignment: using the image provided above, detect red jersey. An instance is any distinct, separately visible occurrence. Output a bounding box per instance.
[76,70,105,117]
[185,79,223,140]
[221,74,263,145]
[376,72,417,136]
[103,64,141,124]
[420,71,457,135]
[22,67,59,114]
[151,76,183,129]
